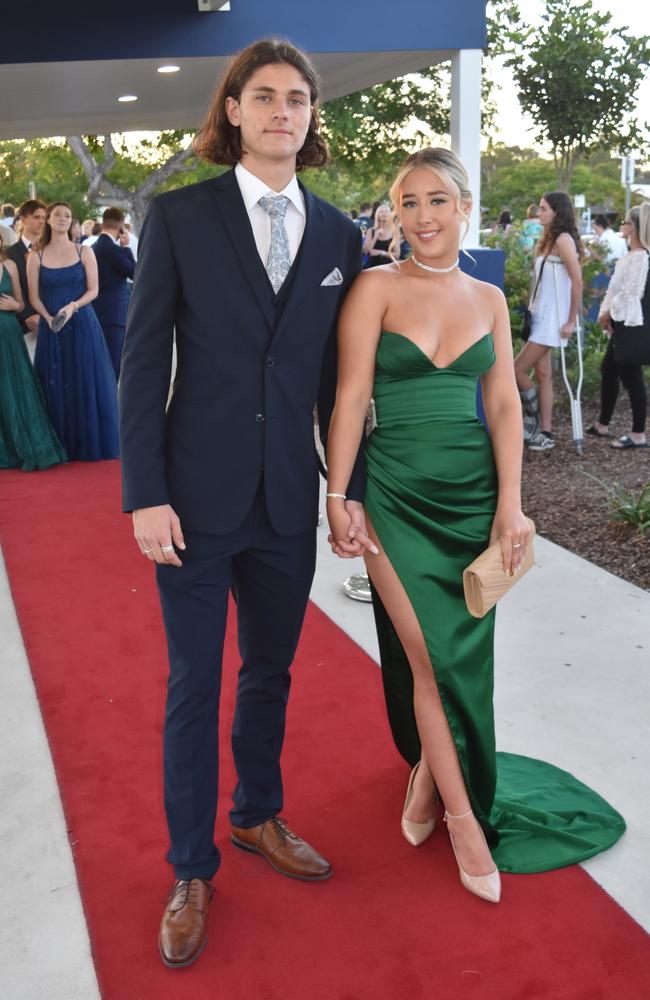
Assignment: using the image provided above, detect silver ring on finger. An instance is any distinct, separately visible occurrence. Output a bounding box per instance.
[512,543,522,549]
[143,548,153,554]
[161,544,175,553]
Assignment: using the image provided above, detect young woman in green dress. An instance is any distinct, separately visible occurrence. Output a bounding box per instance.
[0,235,66,470]
[325,148,625,903]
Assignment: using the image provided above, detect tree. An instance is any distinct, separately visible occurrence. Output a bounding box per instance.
[66,133,204,232]
[316,67,450,203]
[506,0,650,189]
[0,139,88,218]
[480,144,626,222]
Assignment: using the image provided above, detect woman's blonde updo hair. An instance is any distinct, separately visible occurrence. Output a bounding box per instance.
[628,202,650,249]
[389,147,473,248]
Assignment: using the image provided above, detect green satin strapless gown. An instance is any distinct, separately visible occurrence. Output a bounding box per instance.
[365,330,625,873]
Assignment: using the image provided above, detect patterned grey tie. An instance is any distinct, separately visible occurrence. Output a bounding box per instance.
[259,194,291,293]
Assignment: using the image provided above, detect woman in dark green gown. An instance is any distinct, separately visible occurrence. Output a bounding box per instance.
[0,245,67,471]
[326,148,624,903]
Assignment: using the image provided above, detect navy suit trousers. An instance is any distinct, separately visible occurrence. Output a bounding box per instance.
[155,483,316,881]
[100,322,126,379]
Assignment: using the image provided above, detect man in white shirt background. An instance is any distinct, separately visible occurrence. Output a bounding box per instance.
[593,213,627,262]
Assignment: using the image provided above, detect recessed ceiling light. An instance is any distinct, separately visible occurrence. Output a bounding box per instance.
[118,94,138,103]
[158,65,180,74]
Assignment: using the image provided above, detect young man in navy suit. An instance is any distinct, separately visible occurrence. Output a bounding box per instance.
[92,207,136,378]
[119,38,374,968]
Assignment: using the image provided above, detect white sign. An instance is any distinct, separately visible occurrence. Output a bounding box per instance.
[574,194,585,208]
[621,155,636,186]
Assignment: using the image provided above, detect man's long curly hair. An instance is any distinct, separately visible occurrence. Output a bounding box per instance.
[193,38,329,171]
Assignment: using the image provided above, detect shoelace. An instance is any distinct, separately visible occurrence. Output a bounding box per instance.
[167,878,213,913]
[270,817,300,842]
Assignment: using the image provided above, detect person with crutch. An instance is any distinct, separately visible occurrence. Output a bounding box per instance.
[514,192,583,451]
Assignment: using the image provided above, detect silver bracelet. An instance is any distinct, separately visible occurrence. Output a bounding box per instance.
[325,492,346,500]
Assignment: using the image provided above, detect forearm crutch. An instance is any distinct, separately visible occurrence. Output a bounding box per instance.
[553,260,584,455]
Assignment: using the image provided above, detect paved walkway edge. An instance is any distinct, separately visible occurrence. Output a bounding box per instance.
[0,547,101,1000]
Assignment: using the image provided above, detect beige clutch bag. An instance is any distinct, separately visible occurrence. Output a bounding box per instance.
[463,519,536,619]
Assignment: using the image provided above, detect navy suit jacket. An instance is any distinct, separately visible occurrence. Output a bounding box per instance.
[6,240,36,332]
[119,169,364,536]
[92,234,136,327]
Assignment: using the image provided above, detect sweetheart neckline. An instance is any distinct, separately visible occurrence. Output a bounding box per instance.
[380,330,493,370]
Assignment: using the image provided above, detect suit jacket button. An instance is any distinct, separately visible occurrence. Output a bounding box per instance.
[265,357,275,367]
[254,412,265,422]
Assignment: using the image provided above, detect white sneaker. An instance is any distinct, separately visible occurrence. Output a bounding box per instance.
[528,432,555,451]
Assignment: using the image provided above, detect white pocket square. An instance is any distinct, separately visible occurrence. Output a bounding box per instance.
[321,267,343,287]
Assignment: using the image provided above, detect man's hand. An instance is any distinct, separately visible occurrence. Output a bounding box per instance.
[344,500,378,556]
[326,498,378,559]
[133,504,186,567]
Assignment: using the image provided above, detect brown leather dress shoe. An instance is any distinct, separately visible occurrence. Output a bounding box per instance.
[159,878,214,968]
[231,816,332,881]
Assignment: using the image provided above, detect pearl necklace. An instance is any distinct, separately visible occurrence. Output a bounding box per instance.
[411,254,459,274]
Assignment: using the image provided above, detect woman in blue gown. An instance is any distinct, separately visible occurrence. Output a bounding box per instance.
[27,202,119,461]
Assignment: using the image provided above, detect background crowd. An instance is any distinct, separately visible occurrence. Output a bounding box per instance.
[1,186,648,474]
[0,198,136,469]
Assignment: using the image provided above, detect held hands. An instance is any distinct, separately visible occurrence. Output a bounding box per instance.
[25,314,39,331]
[133,504,186,567]
[326,498,379,560]
[489,504,532,577]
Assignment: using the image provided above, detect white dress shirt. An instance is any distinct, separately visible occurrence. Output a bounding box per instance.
[234,161,306,267]
[597,228,628,262]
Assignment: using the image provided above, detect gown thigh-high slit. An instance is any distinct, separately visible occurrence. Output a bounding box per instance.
[364,329,625,874]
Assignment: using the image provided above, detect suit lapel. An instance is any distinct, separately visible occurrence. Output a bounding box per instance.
[208,170,275,332]
[271,185,325,344]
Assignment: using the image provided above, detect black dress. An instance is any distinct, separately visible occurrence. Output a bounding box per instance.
[365,230,392,268]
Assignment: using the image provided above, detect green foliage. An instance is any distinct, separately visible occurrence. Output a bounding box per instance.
[319,67,449,198]
[0,139,88,218]
[481,145,627,222]
[481,147,556,221]
[481,226,532,337]
[505,0,650,188]
[301,160,392,210]
[609,482,650,537]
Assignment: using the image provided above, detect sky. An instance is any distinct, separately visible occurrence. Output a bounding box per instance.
[489,0,650,152]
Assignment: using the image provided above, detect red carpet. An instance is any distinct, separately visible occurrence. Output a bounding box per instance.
[1,462,649,1000]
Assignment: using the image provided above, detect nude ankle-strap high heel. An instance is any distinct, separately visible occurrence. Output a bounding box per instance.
[401,762,437,846]
[443,809,501,903]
